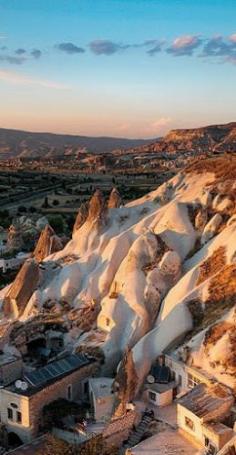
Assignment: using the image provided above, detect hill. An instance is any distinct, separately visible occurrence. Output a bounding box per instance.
[0,127,153,159]
[0,155,236,396]
[134,121,236,155]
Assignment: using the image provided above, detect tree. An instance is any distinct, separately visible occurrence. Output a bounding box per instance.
[47,215,65,233]
[29,206,37,213]
[18,205,27,213]
[42,196,50,209]
[42,398,84,430]
[52,199,60,206]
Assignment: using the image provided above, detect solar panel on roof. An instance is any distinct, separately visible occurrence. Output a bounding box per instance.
[23,354,91,388]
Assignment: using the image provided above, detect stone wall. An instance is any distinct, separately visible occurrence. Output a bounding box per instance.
[28,362,98,438]
[103,410,136,447]
[0,362,98,444]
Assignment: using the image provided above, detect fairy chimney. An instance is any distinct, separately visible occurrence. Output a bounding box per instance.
[3,259,40,318]
[108,187,122,209]
[33,224,62,262]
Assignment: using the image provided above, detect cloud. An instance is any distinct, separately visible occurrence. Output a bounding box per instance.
[0,69,69,90]
[0,54,26,64]
[200,35,236,63]
[167,35,202,56]
[15,48,26,55]
[31,49,42,59]
[89,39,130,55]
[229,33,236,43]
[56,42,85,54]
[0,45,7,51]
[145,40,165,56]
[151,117,172,129]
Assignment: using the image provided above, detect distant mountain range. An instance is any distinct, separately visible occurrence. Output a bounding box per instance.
[0,122,235,161]
[140,122,236,154]
[0,128,153,159]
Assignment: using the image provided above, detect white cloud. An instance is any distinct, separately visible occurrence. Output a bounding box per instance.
[229,33,236,43]
[151,117,172,129]
[167,35,202,56]
[0,70,69,90]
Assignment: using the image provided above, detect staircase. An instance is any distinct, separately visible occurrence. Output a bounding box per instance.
[120,411,154,454]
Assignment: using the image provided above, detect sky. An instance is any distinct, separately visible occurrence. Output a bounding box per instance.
[0,0,235,138]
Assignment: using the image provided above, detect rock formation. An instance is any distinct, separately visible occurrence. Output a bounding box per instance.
[6,216,50,252]
[73,202,89,233]
[87,189,107,225]
[3,259,39,317]
[33,224,63,262]
[7,221,24,251]
[108,187,122,209]
[1,156,236,398]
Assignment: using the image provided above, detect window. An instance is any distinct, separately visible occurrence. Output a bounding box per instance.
[17,411,22,424]
[7,408,13,420]
[67,385,72,401]
[185,416,195,431]
[10,403,18,409]
[187,373,200,389]
[149,391,156,402]
[204,436,210,447]
[84,381,89,396]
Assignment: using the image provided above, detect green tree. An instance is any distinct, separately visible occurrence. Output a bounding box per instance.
[47,215,65,233]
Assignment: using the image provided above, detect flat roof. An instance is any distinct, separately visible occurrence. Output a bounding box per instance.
[89,377,113,399]
[178,383,234,421]
[204,422,233,436]
[6,353,96,396]
[0,353,21,367]
[130,429,201,454]
[146,381,177,394]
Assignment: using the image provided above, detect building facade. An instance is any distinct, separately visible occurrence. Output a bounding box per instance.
[0,354,98,445]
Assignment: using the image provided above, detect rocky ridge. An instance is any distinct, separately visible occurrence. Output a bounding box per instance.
[0,157,236,397]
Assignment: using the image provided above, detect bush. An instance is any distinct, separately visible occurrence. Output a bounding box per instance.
[18,205,27,213]
[47,215,65,233]
[42,398,84,430]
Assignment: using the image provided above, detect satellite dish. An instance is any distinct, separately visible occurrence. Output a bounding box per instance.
[20,381,28,391]
[147,375,155,384]
[15,380,22,389]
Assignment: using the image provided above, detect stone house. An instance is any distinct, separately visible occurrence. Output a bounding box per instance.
[177,382,234,453]
[0,353,23,387]
[0,353,98,445]
[144,381,177,407]
[164,353,213,395]
[89,377,115,422]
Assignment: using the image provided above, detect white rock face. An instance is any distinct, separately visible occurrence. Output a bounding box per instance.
[200,189,212,208]
[201,213,222,244]
[212,194,234,213]
[1,162,236,393]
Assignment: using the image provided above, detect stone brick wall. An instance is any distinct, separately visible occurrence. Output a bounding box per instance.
[103,410,136,446]
[28,362,98,438]
[0,361,99,444]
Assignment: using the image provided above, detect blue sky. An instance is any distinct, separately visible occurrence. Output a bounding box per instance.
[0,0,235,138]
